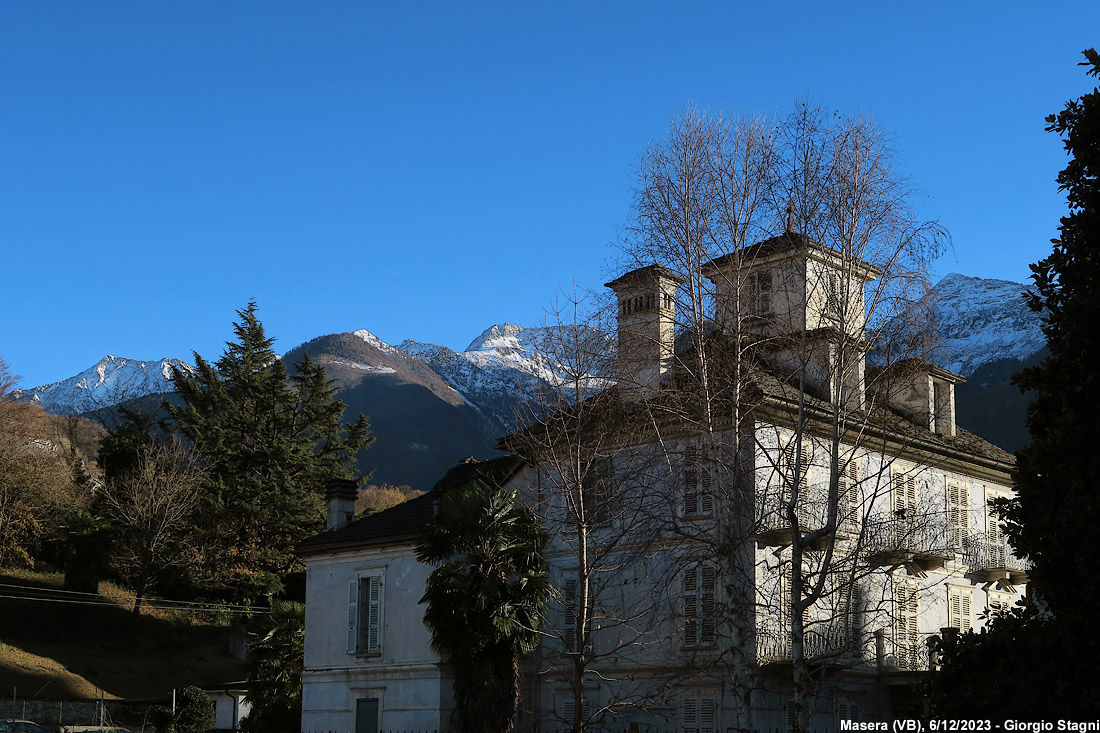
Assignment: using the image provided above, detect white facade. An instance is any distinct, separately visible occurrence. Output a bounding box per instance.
[300,539,452,733]
[299,234,1024,731]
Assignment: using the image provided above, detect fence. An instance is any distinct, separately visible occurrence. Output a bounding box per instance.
[0,699,159,729]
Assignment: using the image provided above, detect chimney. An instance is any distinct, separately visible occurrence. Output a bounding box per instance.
[325,478,359,531]
[605,265,685,401]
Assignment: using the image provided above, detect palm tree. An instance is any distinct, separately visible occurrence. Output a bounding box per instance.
[417,479,552,733]
[240,598,305,733]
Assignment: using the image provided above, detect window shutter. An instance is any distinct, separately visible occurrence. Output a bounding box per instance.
[893,473,918,517]
[347,580,360,654]
[683,698,697,730]
[684,445,699,515]
[684,442,714,517]
[988,503,1007,567]
[837,700,861,725]
[779,563,792,629]
[947,480,970,550]
[683,568,698,645]
[564,578,578,651]
[849,585,863,657]
[563,700,590,726]
[700,566,716,646]
[366,577,381,653]
[838,459,860,530]
[699,443,713,515]
[700,697,716,733]
[782,439,810,498]
[894,580,920,668]
[948,588,973,633]
[682,697,715,733]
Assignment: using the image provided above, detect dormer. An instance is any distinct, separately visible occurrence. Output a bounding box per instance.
[867,359,965,437]
[702,232,881,408]
[605,264,685,401]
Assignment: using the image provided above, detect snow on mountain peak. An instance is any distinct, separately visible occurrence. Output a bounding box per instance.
[16,356,192,414]
[929,273,1044,376]
[465,323,527,352]
[352,329,398,355]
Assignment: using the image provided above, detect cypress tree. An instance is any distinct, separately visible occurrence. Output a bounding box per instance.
[169,302,372,603]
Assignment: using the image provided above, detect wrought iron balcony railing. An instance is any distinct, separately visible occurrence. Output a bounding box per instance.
[863,510,954,563]
[962,532,1030,578]
[755,625,862,666]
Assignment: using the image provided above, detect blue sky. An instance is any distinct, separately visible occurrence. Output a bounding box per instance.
[1,2,1095,389]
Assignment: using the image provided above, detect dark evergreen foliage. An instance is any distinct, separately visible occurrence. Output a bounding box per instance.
[168,302,373,603]
[926,49,1100,716]
[173,685,218,733]
[417,481,552,733]
[1006,48,1100,619]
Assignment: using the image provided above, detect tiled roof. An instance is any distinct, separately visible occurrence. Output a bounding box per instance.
[500,331,1014,475]
[296,455,524,556]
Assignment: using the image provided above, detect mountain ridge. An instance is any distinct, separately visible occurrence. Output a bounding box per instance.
[14,273,1044,476]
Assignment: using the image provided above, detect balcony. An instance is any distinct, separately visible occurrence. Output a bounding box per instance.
[756,485,860,547]
[755,625,863,667]
[863,511,954,570]
[885,640,930,672]
[963,532,1030,583]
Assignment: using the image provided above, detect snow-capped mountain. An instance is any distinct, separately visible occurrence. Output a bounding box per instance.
[16,274,1046,462]
[400,321,616,431]
[13,356,192,414]
[928,273,1044,376]
[398,335,543,433]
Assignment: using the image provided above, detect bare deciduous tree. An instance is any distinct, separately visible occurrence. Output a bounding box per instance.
[99,437,204,613]
[0,356,84,567]
[516,103,951,731]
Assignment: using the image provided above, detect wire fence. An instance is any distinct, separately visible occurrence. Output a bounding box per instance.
[0,699,159,730]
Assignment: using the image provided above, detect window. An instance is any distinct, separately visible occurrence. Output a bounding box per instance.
[779,561,813,639]
[987,496,1008,568]
[562,699,592,728]
[836,699,863,727]
[581,457,612,526]
[348,576,381,655]
[683,564,716,647]
[893,578,921,669]
[682,696,716,733]
[946,479,970,551]
[832,578,863,656]
[683,442,714,516]
[747,269,773,316]
[948,586,973,633]
[892,471,918,520]
[988,591,1013,619]
[781,439,812,497]
[825,272,842,317]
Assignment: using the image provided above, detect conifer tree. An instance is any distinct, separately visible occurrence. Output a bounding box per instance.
[169,302,372,603]
[926,49,1100,718]
[1005,48,1100,620]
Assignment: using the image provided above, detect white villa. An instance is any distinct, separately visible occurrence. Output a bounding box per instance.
[297,232,1023,732]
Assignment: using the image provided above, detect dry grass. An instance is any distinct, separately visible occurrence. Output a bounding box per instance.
[0,569,246,700]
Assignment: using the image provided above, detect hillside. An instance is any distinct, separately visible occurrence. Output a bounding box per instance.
[0,570,245,700]
[284,330,507,491]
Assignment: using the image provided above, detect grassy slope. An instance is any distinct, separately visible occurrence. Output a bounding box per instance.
[0,570,245,700]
